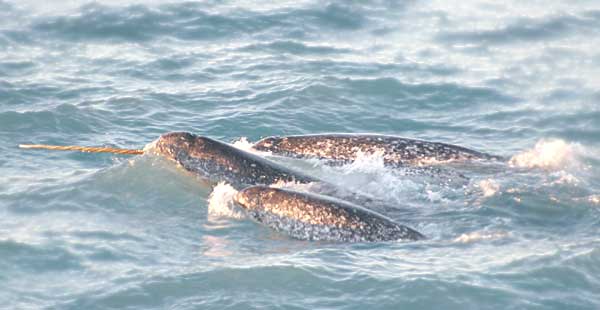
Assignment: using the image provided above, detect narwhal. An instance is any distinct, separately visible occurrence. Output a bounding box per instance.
[234,186,425,242]
[253,133,504,166]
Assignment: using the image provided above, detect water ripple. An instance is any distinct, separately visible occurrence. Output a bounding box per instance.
[436,11,600,46]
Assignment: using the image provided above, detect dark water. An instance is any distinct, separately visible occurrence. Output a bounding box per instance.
[1,1,599,309]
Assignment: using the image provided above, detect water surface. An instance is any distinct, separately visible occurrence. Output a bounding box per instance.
[1,1,599,309]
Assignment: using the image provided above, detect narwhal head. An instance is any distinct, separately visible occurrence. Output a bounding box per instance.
[147,132,251,187]
[149,132,200,162]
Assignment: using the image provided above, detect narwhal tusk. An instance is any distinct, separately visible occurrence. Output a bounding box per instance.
[18,144,144,155]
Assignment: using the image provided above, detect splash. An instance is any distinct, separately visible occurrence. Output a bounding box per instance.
[142,138,158,152]
[336,150,416,200]
[231,137,254,151]
[425,188,446,203]
[454,231,509,243]
[304,149,469,206]
[207,182,245,219]
[232,137,272,156]
[344,150,386,173]
[478,179,500,197]
[509,139,578,169]
[329,156,442,206]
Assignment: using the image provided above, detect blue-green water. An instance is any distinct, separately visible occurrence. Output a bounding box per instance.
[1,1,600,309]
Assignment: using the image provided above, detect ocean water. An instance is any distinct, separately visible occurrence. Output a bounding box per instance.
[1,0,600,309]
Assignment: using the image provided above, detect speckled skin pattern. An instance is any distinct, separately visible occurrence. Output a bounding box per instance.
[150,132,320,190]
[253,134,504,165]
[234,186,425,242]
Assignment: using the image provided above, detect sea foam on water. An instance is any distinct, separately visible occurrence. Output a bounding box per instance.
[208,182,245,219]
[509,139,579,170]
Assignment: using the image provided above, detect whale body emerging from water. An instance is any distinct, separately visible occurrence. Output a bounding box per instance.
[234,186,425,242]
[253,134,504,166]
[149,132,319,190]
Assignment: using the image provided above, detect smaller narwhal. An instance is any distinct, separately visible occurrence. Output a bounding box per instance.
[234,185,425,242]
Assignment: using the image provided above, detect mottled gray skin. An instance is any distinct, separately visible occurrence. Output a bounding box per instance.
[253,134,504,166]
[234,186,425,242]
[150,132,320,190]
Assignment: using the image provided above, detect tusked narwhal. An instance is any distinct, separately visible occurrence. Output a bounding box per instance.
[148,132,320,190]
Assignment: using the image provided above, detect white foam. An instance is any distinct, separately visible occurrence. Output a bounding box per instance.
[425,188,445,203]
[313,152,450,206]
[478,179,500,197]
[207,182,245,219]
[231,137,254,151]
[509,139,579,170]
[347,150,386,172]
[142,138,159,153]
[268,180,318,192]
[548,171,580,185]
[231,137,271,156]
[454,231,509,243]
